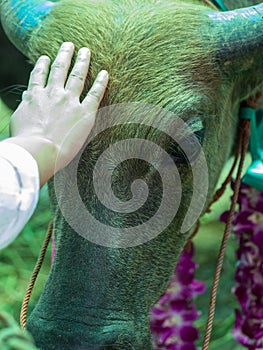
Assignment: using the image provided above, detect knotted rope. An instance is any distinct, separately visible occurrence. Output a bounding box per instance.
[201,118,250,350]
[20,221,53,330]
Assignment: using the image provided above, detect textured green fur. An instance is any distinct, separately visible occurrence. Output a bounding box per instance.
[1,0,263,349]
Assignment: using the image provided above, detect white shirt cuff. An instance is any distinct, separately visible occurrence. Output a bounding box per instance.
[0,142,40,249]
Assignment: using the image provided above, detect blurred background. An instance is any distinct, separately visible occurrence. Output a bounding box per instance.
[0,22,246,350]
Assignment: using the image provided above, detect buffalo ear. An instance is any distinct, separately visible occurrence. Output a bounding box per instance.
[0,0,56,56]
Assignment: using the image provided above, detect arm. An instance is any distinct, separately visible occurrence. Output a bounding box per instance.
[0,142,39,249]
[0,42,108,249]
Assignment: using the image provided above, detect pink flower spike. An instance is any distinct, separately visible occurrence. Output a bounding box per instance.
[222,182,263,349]
[150,241,205,349]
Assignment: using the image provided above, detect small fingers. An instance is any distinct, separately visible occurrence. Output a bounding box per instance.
[65,47,91,95]
[82,70,109,109]
[47,42,75,87]
[28,55,51,90]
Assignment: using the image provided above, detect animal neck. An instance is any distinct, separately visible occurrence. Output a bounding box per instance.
[26,209,181,349]
[27,223,153,348]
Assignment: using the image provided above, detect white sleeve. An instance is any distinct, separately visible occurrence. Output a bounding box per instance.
[0,142,40,249]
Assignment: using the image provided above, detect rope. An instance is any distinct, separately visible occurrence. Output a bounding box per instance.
[202,119,251,350]
[203,0,218,10]
[187,119,243,243]
[206,126,243,211]
[20,221,53,330]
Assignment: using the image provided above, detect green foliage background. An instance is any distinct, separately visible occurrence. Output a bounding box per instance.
[0,99,51,323]
[0,99,245,349]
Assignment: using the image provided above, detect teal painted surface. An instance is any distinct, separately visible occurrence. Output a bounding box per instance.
[241,107,263,191]
[211,0,228,11]
[257,109,263,155]
[208,3,263,23]
[1,0,57,55]
[9,1,54,33]
[243,160,263,191]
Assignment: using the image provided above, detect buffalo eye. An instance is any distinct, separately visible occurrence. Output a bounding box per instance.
[168,118,205,165]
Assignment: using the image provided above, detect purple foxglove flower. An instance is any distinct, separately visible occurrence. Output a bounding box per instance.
[150,242,206,349]
[221,183,263,350]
